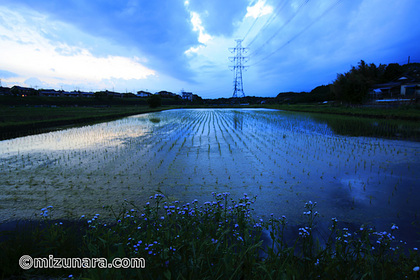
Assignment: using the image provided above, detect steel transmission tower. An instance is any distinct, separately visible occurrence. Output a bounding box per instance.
[229,39,248,98]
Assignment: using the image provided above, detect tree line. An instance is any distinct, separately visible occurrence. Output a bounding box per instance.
[331,61,419,104]
[274,61,419,105]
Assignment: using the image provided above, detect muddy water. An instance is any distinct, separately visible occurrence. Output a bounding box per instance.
[0,108,419,245]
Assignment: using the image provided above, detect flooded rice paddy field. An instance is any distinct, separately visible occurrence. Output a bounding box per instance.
[0,109,419,244]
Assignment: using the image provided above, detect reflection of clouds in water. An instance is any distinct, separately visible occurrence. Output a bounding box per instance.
[339,178,369,203]
[0,116,153,157]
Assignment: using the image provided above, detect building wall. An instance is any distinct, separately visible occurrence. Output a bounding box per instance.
[401,84,420,96]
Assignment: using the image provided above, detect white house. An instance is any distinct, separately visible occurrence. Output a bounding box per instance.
[399,76,420,96]
[137,91,152,97]
[371,75,420,98]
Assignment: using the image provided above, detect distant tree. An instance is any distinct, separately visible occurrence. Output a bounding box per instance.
[401,63,420,81]
[157,91,176,98]
[332,60,383,104]
[94,91,107,99]
[310,85,334,101]
[147,94,162,108]
[383,63,403,81]
[123,92,137,98]
[192,94,204,105]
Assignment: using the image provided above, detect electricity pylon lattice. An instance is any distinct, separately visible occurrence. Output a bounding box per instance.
[229,39,248,98]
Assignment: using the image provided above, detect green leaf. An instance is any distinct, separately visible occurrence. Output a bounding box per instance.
[164,270,171,280]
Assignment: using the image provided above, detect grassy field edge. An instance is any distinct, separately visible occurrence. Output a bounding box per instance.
[258,104,420,121]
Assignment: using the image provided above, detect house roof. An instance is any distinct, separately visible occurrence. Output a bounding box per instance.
[394,74,420,83]
[39,89,57,93]
[12,85,35,90]
[372,82,400,89]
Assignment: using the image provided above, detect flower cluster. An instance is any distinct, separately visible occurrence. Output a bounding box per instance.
[299,227,311,238]
[117,192,265,265]
[303,201,318,221]
[305,201,317,208]
[390,224,399,231]
[336,227,351,244]
[254,218,264,228]
[40,205,53,218]
[85,213,100,224]
[331,217,338,229]
[373,230,396,246]
[150,193,165,200]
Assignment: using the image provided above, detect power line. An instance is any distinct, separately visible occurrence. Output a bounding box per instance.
[249,0,343,67]
[242,2,264,42]
[245,0,289,48]
[242,15,261,43]
[248,0,310,58]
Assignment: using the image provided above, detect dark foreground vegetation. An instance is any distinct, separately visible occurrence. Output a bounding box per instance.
[1,193,418,279]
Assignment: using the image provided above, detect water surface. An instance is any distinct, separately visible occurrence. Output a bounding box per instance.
[0,109,419,245]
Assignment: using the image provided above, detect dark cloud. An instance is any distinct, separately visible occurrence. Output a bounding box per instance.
[241,0,420,96]
[1,0,420,98]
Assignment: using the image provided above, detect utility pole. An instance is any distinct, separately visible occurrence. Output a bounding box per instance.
[229,39,248,98]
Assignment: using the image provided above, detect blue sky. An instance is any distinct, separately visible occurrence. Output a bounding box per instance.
[0,0,419,98]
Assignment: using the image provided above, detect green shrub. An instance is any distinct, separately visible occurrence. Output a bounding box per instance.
[147,95,162,108]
